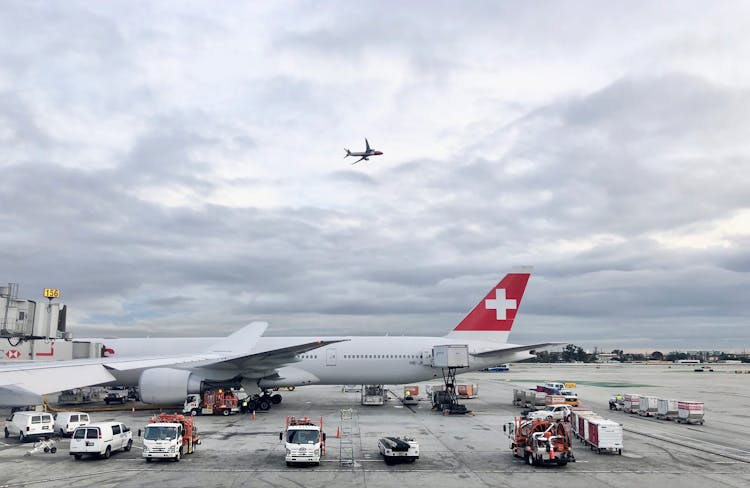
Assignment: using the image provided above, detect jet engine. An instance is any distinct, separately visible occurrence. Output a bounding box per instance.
[138,368,203,404]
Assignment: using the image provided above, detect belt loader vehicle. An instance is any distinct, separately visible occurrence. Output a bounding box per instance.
[377,436,419,464]
[142,413,200,462]
[280,416,326,466]
[504,418,575,466]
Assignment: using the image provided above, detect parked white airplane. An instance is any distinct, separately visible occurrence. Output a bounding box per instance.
[1,268,556,409]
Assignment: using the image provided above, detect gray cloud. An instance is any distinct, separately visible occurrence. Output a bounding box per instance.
[0,2,748,350]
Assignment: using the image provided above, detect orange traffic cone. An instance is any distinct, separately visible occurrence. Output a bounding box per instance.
[336,426,341,438]
[252,411,256,420]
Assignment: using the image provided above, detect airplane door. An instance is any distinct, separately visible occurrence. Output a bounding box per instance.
[326,348,337,366]
[421,349,432,366]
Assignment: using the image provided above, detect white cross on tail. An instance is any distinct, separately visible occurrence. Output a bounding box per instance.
[484,288,517,320]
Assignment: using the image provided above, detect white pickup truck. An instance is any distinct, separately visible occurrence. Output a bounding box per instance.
[527,404,571,421]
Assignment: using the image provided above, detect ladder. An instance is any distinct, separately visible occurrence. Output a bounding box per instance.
[339,408,355,466]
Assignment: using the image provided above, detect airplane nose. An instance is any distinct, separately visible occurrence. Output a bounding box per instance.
[375,151,383,155]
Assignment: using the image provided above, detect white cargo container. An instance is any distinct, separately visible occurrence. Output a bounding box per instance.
[580,413,601,441]
[623,394,641,414]
[656,399,679,420]
[677,401,705,425]
[586,418,623,454]
[513,388,526,407]
[431,345,469,368]
[570,409,593,438]
[638,396,658,417]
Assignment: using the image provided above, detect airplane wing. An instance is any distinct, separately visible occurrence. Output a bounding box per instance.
[351,156,366,165]
[470,342,563,360]
[0,322,347,406]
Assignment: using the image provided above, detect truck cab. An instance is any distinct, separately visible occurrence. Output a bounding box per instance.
[142,413,199,462]
[280,416,325,466]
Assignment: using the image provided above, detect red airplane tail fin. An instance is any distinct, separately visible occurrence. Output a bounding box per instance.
[445,267,532,343]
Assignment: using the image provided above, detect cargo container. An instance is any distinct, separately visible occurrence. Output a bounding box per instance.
[586,418,623,454]
[513,388,526,407]
[638,396,658,417]
[545,395,566,406]
[569,409,593,438]
[578,412,601,441]
[656,399,679,420]
[677,401,705,425]
[623,394,641,414]
[456,384,478,399]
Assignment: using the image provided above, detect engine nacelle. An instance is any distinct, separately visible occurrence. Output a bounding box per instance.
[138,368,203,404]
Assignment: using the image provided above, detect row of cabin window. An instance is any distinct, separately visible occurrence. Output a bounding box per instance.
[343,354,417,359]
[295,354,420,360]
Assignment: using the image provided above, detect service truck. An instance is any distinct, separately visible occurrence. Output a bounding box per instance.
[280,416,326,466]
[183,390,240,416]
[142,413,200,462]
[505,417,575,467]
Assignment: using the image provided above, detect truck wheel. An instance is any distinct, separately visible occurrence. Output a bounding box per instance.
[124,440,132,452]
[102,446,111,459]
[190,409,198,416]
[4,428,8,438]
[19,431,25,443]
[286,461,292,467]
[222,409,230,416]
[74,454,82,460]
[271,394,282,405]
[173,449,181,462]
[287,386,295,391]
[146,457,152,463]
[60,428,66,437]
[258,399,271,411]
[50,447,57,454]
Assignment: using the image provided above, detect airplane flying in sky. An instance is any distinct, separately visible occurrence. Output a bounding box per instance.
[0,268,557,409]
[344,138,383,164]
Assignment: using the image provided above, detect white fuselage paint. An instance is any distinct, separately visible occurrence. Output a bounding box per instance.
[92,335,532,386]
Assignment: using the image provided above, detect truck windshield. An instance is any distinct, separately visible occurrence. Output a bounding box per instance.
[287,430,319,444]
[145,426,178,441]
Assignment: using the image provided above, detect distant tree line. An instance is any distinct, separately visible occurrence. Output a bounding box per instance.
[523,346,750,363]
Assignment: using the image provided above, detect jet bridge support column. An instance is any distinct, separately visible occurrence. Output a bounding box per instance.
[431,345,470,415]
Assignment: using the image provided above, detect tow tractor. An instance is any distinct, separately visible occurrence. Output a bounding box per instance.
[142,413,200,462]
[377,436,419,464]
[184,390,240,416]
[504,417,575,466]
[280,416,326,466]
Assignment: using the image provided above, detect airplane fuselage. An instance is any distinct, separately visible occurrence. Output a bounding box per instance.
[95,335,532,387]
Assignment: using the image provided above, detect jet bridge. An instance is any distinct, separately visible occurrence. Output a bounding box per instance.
[431,345,471,415]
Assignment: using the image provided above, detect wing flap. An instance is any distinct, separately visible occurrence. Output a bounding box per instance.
[471,342,563,358]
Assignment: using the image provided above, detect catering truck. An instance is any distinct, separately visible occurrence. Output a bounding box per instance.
[280,416,326,466]
[142,413,200,462]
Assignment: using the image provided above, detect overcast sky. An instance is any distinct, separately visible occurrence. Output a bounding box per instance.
[1,1,749,351]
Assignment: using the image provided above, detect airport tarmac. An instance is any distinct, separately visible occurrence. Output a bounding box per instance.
[2,363,750,488]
